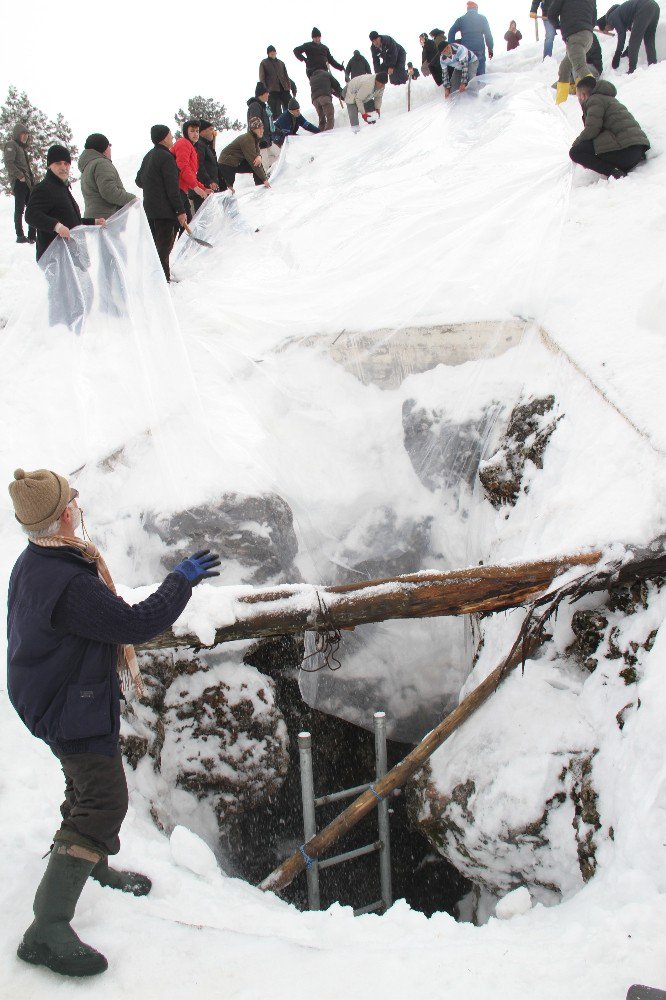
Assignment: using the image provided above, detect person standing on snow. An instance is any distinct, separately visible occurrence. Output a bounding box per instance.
[345,49,372,81]
[597,0,660,72]
[293,28,344,79]
[3,123,36,244]
[247,84,281,176]
[24,145,105,261]
[569,76,649,177]
[259,46,298,119]
[548,0,599,103]
[369,31,409,84]
[274,99,320,143]
[310,69,344,131]
[78,134,135,221]
[171,120,211,222]
[449,2,494,74]
[135,125,188,281]
[195,120,220,212]
[342,71,388,128]
[7,467,221,978]
[438,40,480,96]
[505,21,523,48]
[218,119,271,192]
[530,1,558,58]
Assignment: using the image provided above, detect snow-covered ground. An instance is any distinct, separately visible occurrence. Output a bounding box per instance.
[1,31,665,999]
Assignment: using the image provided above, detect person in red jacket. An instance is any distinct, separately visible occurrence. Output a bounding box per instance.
[171,120,211,222]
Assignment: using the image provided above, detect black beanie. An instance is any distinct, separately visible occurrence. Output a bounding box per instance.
[151,124,170,144]
[438,40,450,52]
[84,132,110,153]
[288,98,300,111]
[369,31,379,41]
[199,119,213,130]
[267,45,276,54]
[255,81,269,97]
[311,26,321,38]
[47,144,71,165]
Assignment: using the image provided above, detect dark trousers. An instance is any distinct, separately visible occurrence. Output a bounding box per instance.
[627,0,660,70]
[52,749,128,857]
[569,140,647,177]
[13,180,35,240]
[218,161,264,189]
[268,90,291,118]
[388,55,408,84]
[148,218,178,280]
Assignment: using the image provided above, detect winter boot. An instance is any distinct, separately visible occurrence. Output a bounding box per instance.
[17,844,108,977]
[90,858,152,896]
[555,82,570,105]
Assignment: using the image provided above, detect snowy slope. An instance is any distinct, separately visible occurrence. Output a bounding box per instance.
[0,31,665,999]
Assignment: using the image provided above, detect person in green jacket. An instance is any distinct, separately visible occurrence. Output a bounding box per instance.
[217,119,270,193]
[78,134,135,220]
[569,77,650,178]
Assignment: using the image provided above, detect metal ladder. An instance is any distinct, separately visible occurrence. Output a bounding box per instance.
[297,710,392,915]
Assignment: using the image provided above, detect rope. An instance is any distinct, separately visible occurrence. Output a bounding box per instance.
[299,844,316,870]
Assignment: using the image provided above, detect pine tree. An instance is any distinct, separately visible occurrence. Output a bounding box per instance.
[0,86,77,194]
[173,96,242,138]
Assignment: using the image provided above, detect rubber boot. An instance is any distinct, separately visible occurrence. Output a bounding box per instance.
[17,847,108,977]
[90,858,152,896]
[555,82,570,105]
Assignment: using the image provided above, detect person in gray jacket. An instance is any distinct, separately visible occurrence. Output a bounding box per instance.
[597,0,660,72]
[3,123,36,243]
[342,72,388,127]
[78,134,135,220]
[569,77,649,177]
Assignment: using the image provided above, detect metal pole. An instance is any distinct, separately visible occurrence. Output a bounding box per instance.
[298,732,320,910]
[374,712,392,911]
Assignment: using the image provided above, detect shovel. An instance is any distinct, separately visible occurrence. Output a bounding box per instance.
[184,224,213,248]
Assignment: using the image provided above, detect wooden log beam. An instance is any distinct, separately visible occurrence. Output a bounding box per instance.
[139,550,602,651]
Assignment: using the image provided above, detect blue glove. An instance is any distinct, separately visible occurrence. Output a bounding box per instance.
[173,549,221,586]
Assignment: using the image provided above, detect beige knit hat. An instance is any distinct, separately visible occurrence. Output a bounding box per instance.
[8,468,78,531]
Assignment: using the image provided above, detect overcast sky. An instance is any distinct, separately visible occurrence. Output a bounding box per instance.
[2,0,531,156]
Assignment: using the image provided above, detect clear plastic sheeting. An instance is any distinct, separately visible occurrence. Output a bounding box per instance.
[171,192,253,278]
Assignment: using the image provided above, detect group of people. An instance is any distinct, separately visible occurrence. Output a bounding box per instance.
[2,4,659,274]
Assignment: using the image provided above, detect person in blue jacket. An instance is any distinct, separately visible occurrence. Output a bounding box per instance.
[7,467,220,978]
[597,0,660,72]
[449,1,495,74]
[274,99,321,143]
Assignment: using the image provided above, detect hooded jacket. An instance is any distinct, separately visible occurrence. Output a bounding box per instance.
[345,50,372,80]
[25,169,95,260]
[171,135,205,193]
[572,80,650,153]
[343,73,385,112]
[259,55,292,93]
[548,0,598,39]
[78,147,134,220]
[246,97,275,148]
[310,69,344,101]
[135,143,183,220]
[3,123,35,188]
[293,40,344,74]
[449,9,494,56]
[218,132,268,182]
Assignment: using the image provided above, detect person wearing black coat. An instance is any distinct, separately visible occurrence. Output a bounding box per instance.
[294,27,344,79]
[247,85,281,175]
[345,49,372,80]
[24,145,101,262]
[369,31,409,84]
[420,31,445,84]
[135,125,187,281]
[597,0,660,71]
[194,120,219,213]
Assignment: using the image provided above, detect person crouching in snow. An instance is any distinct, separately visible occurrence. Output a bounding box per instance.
[569,76,650,178]
[439,40,480,96]
[274,99,320,144]
[342,71,388,128]
[505,21,523,49]
[218,119,271,193]
[7,467,220,977]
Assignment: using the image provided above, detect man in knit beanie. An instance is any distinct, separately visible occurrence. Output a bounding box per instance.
[136,126,187,280]
[25,145,105,261]
[78,132,135,221]
[7,468,221,977]
[293,27,345,78]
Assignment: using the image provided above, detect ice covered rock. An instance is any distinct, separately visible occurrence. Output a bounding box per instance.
[330,505,432,583]
[170,824,220,878]
[496,886,532,920]
[144,492,300,586]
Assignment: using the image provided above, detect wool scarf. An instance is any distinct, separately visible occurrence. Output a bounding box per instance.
[32,535,145,699]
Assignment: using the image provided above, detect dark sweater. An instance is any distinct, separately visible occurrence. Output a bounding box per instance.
[7,543,192,756]
[293,40,344,74]
[548,0,598,38]
[24,169,95,260]
[135,144,183,220]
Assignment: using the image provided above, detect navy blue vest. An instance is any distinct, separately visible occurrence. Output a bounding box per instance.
[7,543,121,756]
